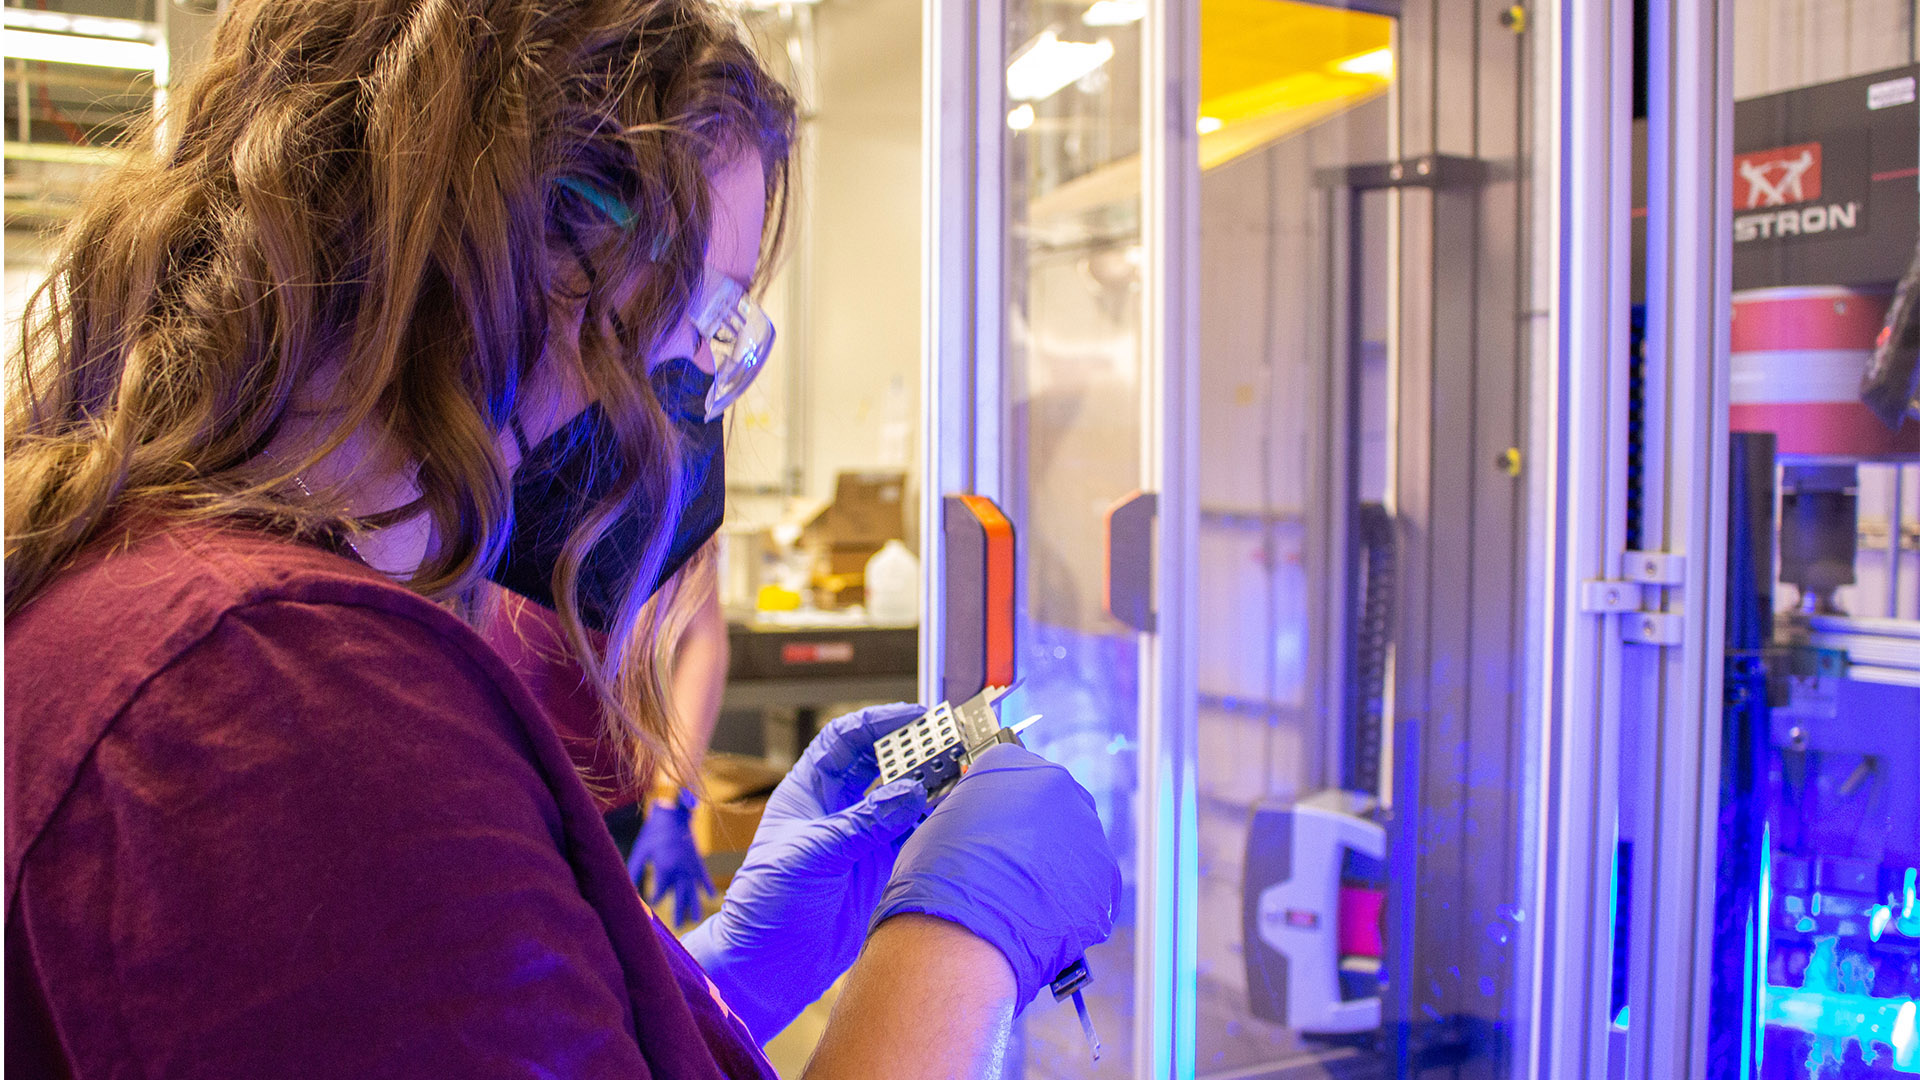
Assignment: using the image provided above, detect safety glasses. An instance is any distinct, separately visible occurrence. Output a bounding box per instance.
[552,176,775,422]
[686,266,775,422]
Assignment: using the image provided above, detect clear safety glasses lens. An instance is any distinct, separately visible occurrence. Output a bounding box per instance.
[690,270,775,421]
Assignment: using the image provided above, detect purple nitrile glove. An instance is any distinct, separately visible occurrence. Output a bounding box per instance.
[867,741,1121,1013]
[681,702,929,1043]
[628,792,715,928]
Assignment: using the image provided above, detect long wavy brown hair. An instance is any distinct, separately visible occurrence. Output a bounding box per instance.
[5,0,794,790]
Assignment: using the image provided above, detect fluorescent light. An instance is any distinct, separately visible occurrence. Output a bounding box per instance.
[1332,47,1394,79]
[3,28,162,71]
[1007,103,1037,131]
[1082,0,1144,26]
[3,140,127,166]
[1196,115,1223,134]
[1006,31,1114,102]
[1,9,158,42]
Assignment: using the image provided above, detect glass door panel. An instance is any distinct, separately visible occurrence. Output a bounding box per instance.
[975,0,1551,1075]
[1191,4,1394,1073]
[1703,4,1920,1077]
[1000,0,1146,1074]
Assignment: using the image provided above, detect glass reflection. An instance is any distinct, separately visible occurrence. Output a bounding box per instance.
[1001,0,1144,1075]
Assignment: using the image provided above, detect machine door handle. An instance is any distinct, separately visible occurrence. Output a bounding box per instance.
[942,494,1017,703]
[1104,490,1158,633]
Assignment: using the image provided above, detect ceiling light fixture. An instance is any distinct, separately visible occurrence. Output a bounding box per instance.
[1081,0,1145,27]
[1331,46,1394,79]
[1,9,158,42]
[727,0,823,10]
[3,28,163,72]
[1007,103,1037,131]
[1197,115,1223,134]
[1006,30,1114,102]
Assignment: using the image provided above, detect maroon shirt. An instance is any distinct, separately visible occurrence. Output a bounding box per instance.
[5,521,773,1079]
[477,588,646,813]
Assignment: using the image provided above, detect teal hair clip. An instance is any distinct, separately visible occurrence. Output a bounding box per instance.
[553,175,673,260]
[554,176,639,232]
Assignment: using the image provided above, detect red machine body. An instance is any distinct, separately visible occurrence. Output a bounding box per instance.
[1731,285,1920,458]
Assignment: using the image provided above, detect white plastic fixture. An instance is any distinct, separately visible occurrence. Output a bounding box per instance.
[1006,30,1115,102]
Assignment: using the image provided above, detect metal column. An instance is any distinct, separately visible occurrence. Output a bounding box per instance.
[1523,0,1637,1074]
[1140,0,1200,1072]
[1525,0,1737,1075]
[1624,0,1735,1074]
[919,0,1005,706]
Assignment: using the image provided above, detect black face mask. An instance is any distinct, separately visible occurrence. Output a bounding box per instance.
[490,357,725,634]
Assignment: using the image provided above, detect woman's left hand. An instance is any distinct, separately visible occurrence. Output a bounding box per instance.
[628,794,716,927]
[680,702,929,1043]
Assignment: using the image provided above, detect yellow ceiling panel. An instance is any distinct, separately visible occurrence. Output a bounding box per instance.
[1030,0,1394,221]
[1201,0,1393,111]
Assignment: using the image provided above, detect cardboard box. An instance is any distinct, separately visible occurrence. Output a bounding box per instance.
[692,753,783,853]
[642,753,783,913]
[693,793,767,853]
[802,471,907,609]
[802,471,907,549]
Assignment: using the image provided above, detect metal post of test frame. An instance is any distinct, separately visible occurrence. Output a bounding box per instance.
[1623,0,1735,1073]
[1522,0,1639,1073]
[919,0,1005,710]
[923,0,1204,1073]
[1139,0,1201,1072]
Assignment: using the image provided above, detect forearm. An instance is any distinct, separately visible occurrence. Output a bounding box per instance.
[660,587,727,793]
[802,915,1015,1080]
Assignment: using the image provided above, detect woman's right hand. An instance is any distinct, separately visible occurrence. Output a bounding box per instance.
[867,742,1121,1012]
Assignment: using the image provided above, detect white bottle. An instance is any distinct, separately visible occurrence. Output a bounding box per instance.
[864,539,920,625]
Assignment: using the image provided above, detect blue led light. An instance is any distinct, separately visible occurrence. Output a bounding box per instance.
[1756,827,1771,1077]
[1742,913,1757,1080]
[1766,986,1920,1074]
[1898,1001,1919,1071]
[1767,937,1920,1074]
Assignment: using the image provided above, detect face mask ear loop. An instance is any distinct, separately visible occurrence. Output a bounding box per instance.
[550,212,623,453]
[555,211,650,363]
[552,213,600,289]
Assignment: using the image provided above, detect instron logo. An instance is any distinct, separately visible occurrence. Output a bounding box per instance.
[1735,143,1821,207]
[1733,141,1859,243]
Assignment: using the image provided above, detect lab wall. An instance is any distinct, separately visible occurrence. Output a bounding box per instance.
[727,0,923,539]
[4,229,52,394]
[1733,0,1919,99]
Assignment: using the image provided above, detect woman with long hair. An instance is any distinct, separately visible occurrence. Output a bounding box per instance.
[4,1,1118,1076]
